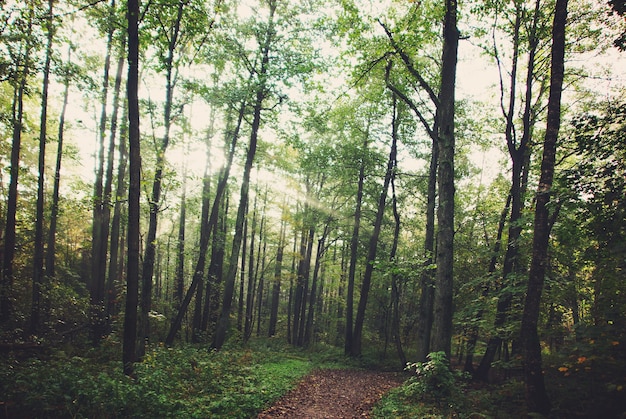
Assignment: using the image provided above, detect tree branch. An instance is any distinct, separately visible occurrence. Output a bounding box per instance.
[379,19,440,108]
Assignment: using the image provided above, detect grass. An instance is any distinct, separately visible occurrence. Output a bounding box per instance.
[4,335,624,418]
[1,338,315,418]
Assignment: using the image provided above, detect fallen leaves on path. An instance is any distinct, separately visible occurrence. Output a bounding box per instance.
[258,369,405,419]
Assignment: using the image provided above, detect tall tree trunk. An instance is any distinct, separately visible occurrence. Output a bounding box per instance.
[287,230,298,344]
[304,223,330,346]
[123,0,141,376]
[31,0,54,334]
[384,61,438,363]
[107,99,129,317]
[345,137,367,355]
[430,0,459,357]
[522,0,567,413]
[256,201,268,337]
[389,172,406,367]
[476,0,541,380]
[352,95,398,357]
[138,1,185,356]
[268,211,287,337]
[46,45,72,280]
[212,1,276,350]
[165,151,212,345]
[166,100,246,344]
[173,165,187,328]
[237,218,248,332]
[203,192,227,331]
[91,0,116,343]
[101,42,126,321]
[1,5,34,324]
[415,134,438,362]
[292,221,314,347]
[244,195,259,341]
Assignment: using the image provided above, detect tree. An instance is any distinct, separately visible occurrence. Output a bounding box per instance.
[352,92,399,357]
[31,0,56,334]
[475,0,545,380]
[138,0,191,356]
[46,42,78,281]
[521,0,567,413]
[90,0,120,344]
[430,0,459,357]
[213,0,320,349]
[268,205,287,337]
[123,0,140,377]
[1,1,36,324]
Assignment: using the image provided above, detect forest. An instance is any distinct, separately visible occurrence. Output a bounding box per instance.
[0,0,625,417]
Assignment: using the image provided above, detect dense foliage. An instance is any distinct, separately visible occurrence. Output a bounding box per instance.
[1,340,317,418]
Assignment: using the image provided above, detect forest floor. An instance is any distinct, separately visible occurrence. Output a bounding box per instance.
[257,369,405,418]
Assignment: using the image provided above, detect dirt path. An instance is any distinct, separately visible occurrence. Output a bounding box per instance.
[257,369,405,419]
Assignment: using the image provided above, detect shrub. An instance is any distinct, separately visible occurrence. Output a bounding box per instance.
[403,351,467,402]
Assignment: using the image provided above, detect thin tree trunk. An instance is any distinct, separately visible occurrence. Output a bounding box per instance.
[384,61,439,363]
[31,0,54,334]
[522,0,567,413]
[123,0,141,376]
[476,0,541,380]
[165,99,246,345]
[268,212,287,337]
[46,45,72,280]
[165,153,211,345]
[345,137,367,356]
[352,95,398,357]
[99,39,126,325]
[244,196,258,341]
[415,134,438,362]
[107,99,128,317]
[173,162,188,328]
[138,0,185,356]
[256,203,268,337]
[287,230,298,344]
[297,226,314,346]
[389,151,406,367]
[91,0,116,343]
[238,218,248,331]
[304,223,330,346]
[202,192,227,331]
[1,6,34,324]
[212,2,276,349]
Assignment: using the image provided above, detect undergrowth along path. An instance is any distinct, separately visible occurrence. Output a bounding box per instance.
[258,368,405,418]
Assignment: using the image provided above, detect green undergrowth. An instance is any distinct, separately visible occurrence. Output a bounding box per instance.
[372,345,626,419]
[0,338,321,418]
